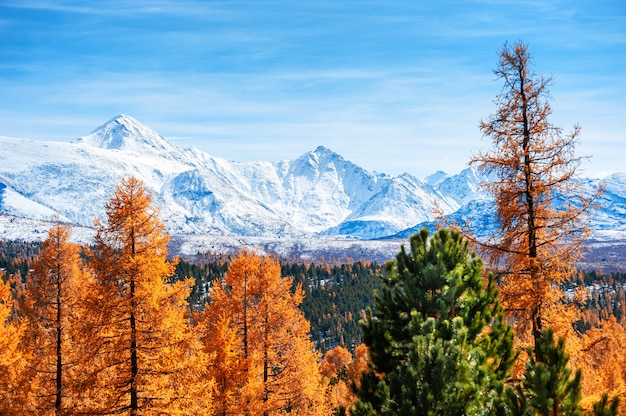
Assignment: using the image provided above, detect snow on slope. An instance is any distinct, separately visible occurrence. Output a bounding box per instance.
[0,215,94,244]
[434,167,488,205]
[0,182,68,221]
[1,115,624,242]
[589,173,626,230]
[0,115,452,238]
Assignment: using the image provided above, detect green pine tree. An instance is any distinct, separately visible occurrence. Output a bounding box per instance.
[591,395,619,416]
[352,228,516,415]
[508,328,619,416]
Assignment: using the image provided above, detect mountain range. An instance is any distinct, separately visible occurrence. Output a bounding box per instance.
[1,115,625,250]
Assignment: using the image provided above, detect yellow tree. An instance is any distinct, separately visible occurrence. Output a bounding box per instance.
[470,42,601,350]
[578,317,626,413]
[84,177,211,415]
[201,311,243,415]
[19,224,86,414]
[346,344,369,393]
[319,346,354,415]
[200,250,328,415]
[0,274,28,414]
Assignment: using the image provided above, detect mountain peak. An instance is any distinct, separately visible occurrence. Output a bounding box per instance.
[75,114,178,155]
[310,146,347,164]
[314,145,332,154]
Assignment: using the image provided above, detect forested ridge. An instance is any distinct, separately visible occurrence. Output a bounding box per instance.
[1,239,384,355]
[3,240,626,352]
[3,239,626,355]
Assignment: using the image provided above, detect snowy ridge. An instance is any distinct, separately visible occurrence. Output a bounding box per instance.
[0,115,624,244]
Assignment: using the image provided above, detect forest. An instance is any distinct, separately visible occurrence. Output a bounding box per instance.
[2,42,626,415]
[1,180,625,415]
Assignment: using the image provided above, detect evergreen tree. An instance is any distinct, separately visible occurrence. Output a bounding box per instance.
[591,395,619,416]
[352,228,516,415]
[519,328,582,415]
[508,328,619,416]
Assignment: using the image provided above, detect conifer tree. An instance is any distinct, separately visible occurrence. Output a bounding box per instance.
[201,311,243,415]
[352,228,516,415]
[319,346,354,415]
[591,395,619,416]
[19,224,86,414]
[507,327,619,416]
[0,274,28,414]
[83,177,210,414]
[200,249,328,415]
[511,328,583,416]
[470,41,602,350]
[577,317,624,414]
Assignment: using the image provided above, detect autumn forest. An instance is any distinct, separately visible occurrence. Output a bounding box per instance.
[2,42,626,415]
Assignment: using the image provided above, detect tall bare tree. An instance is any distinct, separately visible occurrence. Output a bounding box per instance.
[471,42,602,351]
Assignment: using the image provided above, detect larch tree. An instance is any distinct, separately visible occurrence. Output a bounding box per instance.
[578,317,625,413]
[319,345,354,415]
[0,274,28,414]
[352,228,516,416]
[470,42,602,351]
[83,177,210,415]
[346,343,369,393]
[200,249,328,416]
[19,224,86,414]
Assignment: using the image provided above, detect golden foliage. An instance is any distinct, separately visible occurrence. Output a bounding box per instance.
[319,346,354,413]
[0,275,28,414]
[346,344,370,392]
[319,345,352,380]
[577,317,626,414]
[19,224,88,414]
[471,42,602,348]
[82,177,212,414]
[200,249,328,415]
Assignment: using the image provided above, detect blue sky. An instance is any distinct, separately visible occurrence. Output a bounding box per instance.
[1,1,624,178]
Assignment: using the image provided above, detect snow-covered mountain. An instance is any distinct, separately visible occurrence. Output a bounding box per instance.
[0,115,623,242]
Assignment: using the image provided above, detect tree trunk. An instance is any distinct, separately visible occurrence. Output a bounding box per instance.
[519,60,542,350]
[130,228,138,415]
[55,259,63,414]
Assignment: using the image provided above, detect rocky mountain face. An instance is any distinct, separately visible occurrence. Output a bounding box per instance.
[0,115,623,242]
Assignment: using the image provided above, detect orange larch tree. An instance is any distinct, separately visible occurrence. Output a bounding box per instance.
[0,274,28,414]
[578,317,626,413]
[346,343,370,393]
[470,41,602,350]
[200,310,242,415]
[83,177,211,415]
[319,345,354,414]
[19,224,86,414]
[200,249,328,415]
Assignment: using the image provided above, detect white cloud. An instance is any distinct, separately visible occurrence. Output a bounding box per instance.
[0,0,624,179]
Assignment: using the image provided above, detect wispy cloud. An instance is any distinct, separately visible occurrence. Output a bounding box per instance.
[0,0,624,178]
[2,0,230,17]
